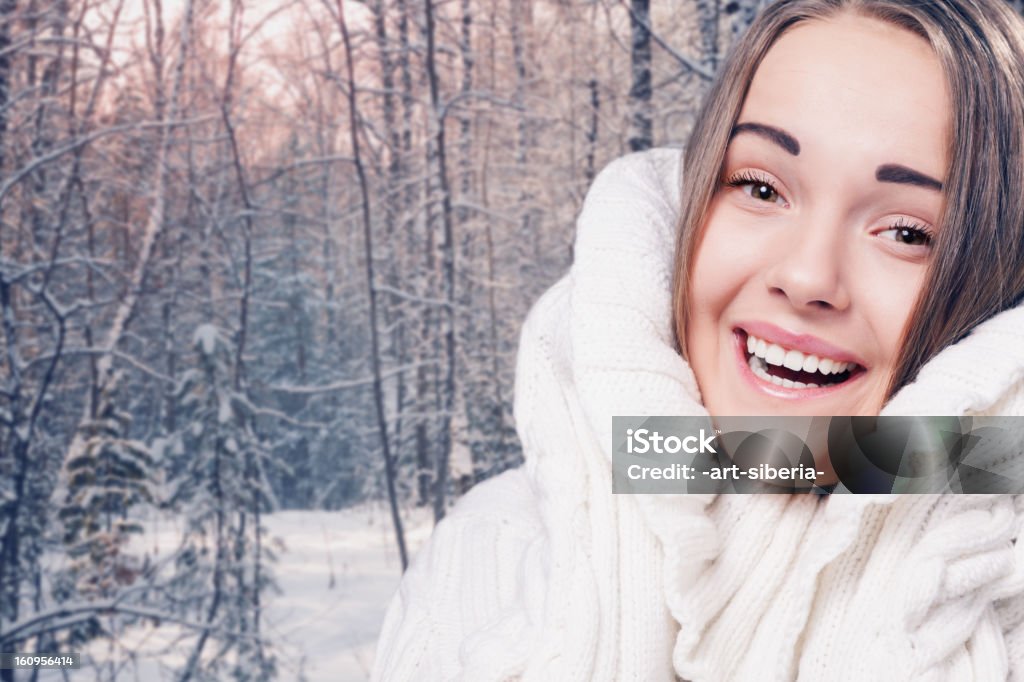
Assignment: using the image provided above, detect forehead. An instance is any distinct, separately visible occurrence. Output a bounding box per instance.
[739,13,950,179]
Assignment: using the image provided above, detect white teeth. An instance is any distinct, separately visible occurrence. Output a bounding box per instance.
[745,332,857,379]
[747,354,819,390]
[749,354,780,386]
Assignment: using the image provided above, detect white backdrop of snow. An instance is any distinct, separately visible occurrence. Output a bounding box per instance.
[43,504,433,681]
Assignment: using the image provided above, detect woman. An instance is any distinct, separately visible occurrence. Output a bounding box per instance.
[677,0,1024,418]
[374,1,1024,679]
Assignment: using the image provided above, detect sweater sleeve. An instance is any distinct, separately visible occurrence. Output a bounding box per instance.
[1000,592,1024,680]
[994,496,1024,681]
[371,468,544,681]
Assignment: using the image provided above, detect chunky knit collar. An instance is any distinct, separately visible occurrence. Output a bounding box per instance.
[549,148,1024,679]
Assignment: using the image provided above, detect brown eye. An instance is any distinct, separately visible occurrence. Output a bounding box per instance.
[750,183,778,202]
[877,220,933,248]
[726,173,786,206]
[895,227,928,245]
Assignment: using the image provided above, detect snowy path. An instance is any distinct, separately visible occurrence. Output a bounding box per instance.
[265,506,433,681]
[54,505,433,681]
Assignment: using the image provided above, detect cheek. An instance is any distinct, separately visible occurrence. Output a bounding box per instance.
[854,256,929,365]
[689,206,766,320]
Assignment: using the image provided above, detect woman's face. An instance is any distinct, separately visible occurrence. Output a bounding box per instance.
[687,13,950,417]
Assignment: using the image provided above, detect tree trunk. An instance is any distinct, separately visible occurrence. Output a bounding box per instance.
[335,0,408,569]
[0,0,18,174]
[423,0,457,523]
[56,0,194,504]
[627,0,652,152]
[697,0,720,72]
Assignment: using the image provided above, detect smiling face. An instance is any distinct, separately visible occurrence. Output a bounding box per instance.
[686,13,951,416]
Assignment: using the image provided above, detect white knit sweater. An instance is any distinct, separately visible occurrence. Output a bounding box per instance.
[372,149,1024,681]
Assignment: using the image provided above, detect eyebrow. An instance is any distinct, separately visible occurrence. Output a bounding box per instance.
[875,163,943,191]
[730,122,944,192]
[731,122,801,156]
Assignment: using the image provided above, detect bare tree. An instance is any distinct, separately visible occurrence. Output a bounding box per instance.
[627,0,652,151]
[422,0,459,522]
[332,0,409,568]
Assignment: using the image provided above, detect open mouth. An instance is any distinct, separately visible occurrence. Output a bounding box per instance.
[740,330,864,390]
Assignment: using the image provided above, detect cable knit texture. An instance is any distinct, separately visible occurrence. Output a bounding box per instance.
[372,149,1024,681]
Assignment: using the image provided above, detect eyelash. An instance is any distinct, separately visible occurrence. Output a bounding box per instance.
[723,170,934,248]
[883,217,934,248]
[724,171,785,205]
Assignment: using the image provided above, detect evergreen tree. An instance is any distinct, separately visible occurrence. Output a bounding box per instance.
[166,324,276,681]
[56,374,154,647]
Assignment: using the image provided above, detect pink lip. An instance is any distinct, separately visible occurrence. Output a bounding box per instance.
[737,321,868,368]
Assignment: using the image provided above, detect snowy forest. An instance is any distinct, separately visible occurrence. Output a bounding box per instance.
[7,0,1021,679]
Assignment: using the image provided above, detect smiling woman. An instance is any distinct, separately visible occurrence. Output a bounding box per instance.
[685,13,949,417]
[676,0,1024,420]
[373,1,1024,680]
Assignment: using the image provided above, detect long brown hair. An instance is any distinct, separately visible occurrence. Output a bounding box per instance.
[672,0,1024,402]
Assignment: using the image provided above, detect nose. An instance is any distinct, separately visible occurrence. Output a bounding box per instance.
[762,213,851,312]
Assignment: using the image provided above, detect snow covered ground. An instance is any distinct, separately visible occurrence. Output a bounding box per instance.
[54,504,434,681]
[264,506,434,681]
